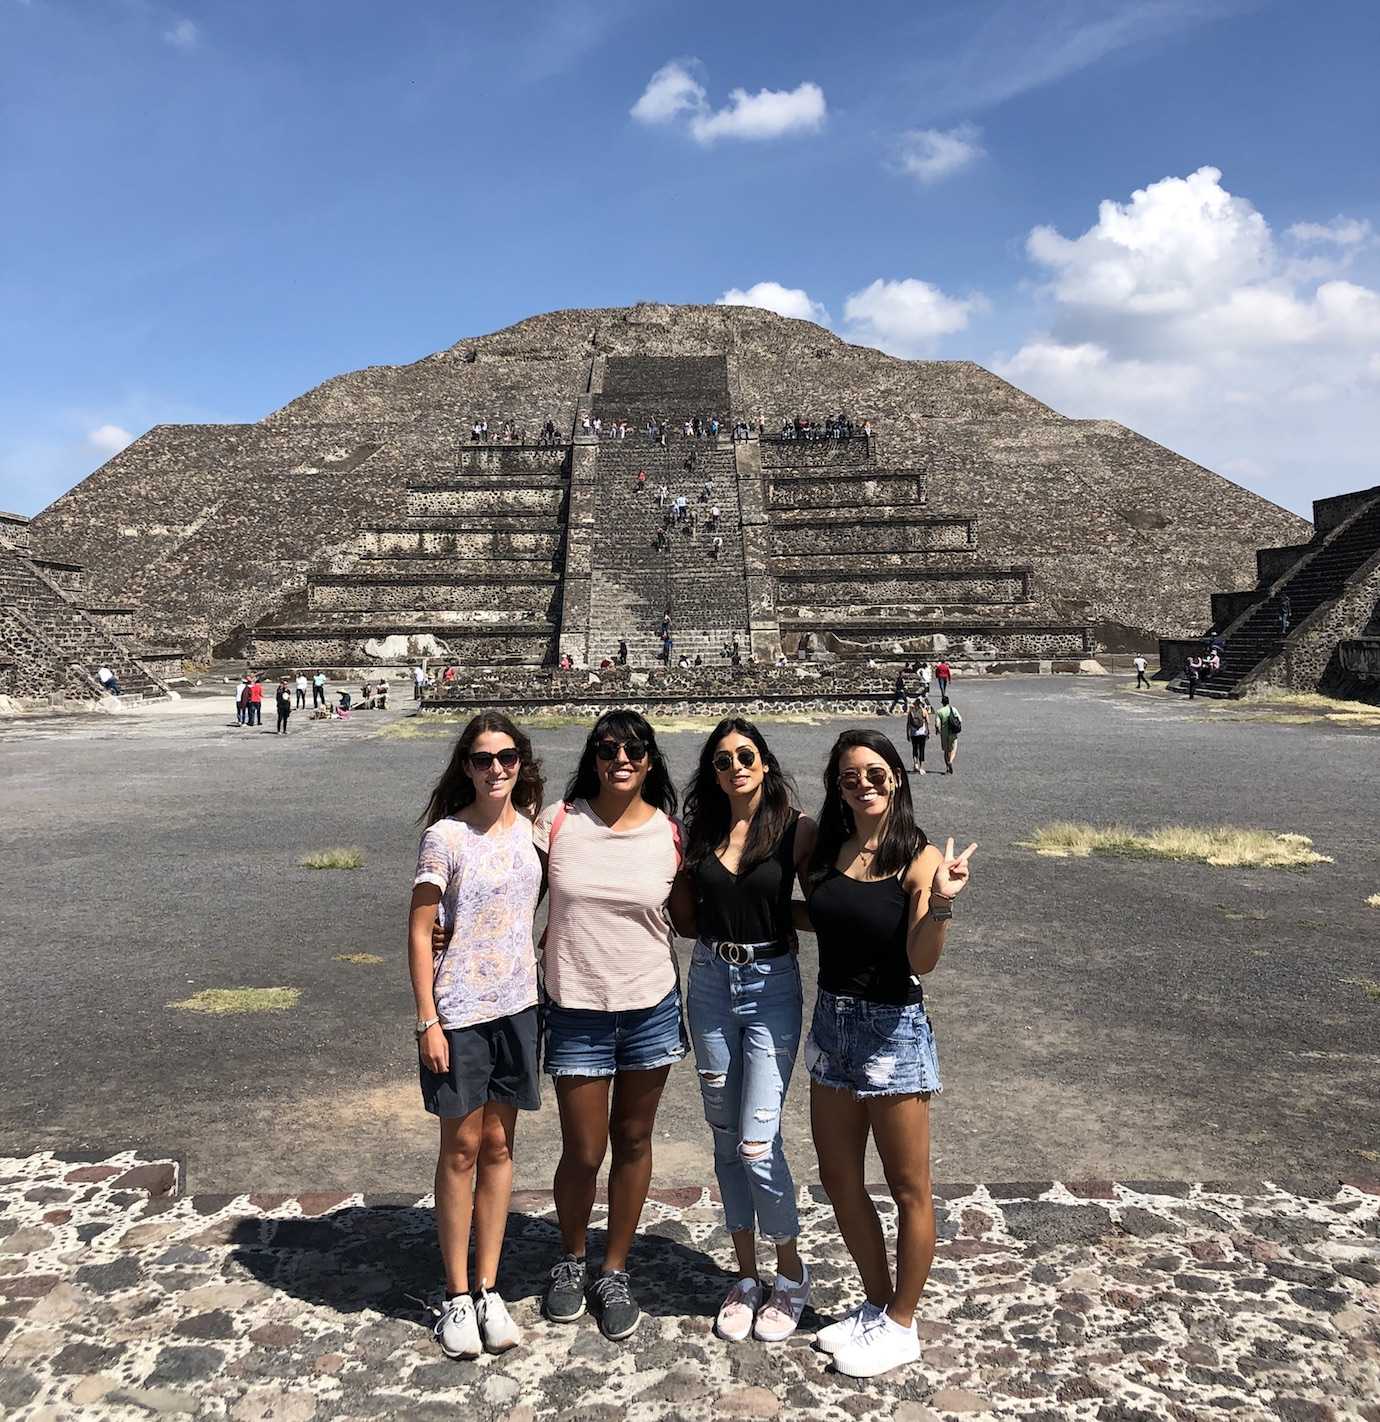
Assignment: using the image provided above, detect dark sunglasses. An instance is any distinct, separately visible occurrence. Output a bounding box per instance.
[595,738,648,763]
[712,746,757,773]
[839,766,890,791]
[468,748,521,771]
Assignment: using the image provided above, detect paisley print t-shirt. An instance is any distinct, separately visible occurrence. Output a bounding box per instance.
[413,814,541,1030]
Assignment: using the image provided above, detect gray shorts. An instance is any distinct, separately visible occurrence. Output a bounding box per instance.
[419,1006,541,1119]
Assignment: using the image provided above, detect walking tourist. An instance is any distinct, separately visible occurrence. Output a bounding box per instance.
[534,712,687,1342]
[376,678,389,710]
[798,730,975,1377]
[312,670,327,708]
[1278,595,1291,637]
[905,700,931,773]
[676,720,816,1343]
[1133,654,1150,689]
[413,664,427,701]
[1185,653,1202,699]
[888,670,908,714]
[294,672,308,708]
[235,675,250,724]
[411,713,544,1360]
[935,695,961,774]
[916,661,932,700]
[247,676,263,726]
[934,659,951,695]
[96,665,121,696]
[275,679,292,735]
[618,638,629,666]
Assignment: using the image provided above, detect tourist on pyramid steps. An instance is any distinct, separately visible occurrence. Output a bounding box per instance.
[312,670,327,708]
[656,484,668,508]
[674,719,817,1343]
[413,713,544,1360]
[677,654,691,669]
[702,479,712,502]
[1206,648,1221,675]
[934,660,951,695]
[274,680,293,734]
[618,639,628,666]
[1278,595,1291,638]
[293,672,308,709]
[795,730,976,1378]
[709,504,720,530]
[662,633,674,664]
[246,677,264,726]
[336,690,352,719]
[711,535,723,559]
[888,671,909,715]
[935,695,961,773]
[1133,654,1150,690]
[906,700,931,773]
[1185,654,1202,699]
[529,712,688,1342]
[234,675,250,725]
[635,469,646,493]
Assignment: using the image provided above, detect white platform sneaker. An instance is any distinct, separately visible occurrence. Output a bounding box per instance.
[476,1289,522,1352]
[832,1311,921,1378]
[814,1300,880,1353]
[434,1294,481,1359]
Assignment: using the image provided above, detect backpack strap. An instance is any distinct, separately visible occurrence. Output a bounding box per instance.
[546,800,570,852]
[669,816,684,871]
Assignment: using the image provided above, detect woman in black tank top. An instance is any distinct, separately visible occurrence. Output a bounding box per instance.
[795,728,976,1379]
[672,718,818,1344]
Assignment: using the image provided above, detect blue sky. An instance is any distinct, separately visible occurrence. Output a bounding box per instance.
[3,0,1378,517]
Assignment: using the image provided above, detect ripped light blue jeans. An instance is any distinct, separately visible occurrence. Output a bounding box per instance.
[686,940,803,1242]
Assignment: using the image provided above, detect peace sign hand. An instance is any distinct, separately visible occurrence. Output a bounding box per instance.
[933,836,977,899]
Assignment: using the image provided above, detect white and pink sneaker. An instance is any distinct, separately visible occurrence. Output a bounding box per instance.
[714,1277,765,1342]
[753,1266,811,1342]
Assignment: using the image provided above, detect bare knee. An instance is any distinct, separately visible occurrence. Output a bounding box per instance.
[478,1121,512,1171]
[886,1173,934,1216]
[610,1122,654,1164]
[439,1138,480,1175]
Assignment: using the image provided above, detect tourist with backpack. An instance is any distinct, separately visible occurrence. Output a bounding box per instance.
[411,712,545,1361]
[905,700,931,773]
[935,695,961,774]
[532,711,687,1342]
[675,719,817,1343]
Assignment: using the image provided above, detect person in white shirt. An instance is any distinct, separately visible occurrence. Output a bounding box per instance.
[312,670,327,708]
[294,672,309,709]
[1133,654,1150,690]
[97,666,121,696]
[413,665,427,701]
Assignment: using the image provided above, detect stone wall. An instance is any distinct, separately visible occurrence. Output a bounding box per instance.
[404,484,565,517]
[307,576,559,616]
[771,516,974,557]
[1256,551,1380,693]
[248,626,556,669]
[776,570,1031,607]
[767,473,926,508]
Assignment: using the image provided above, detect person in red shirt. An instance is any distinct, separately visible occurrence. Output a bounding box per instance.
[247,676,264,726]
[935,660,951,695]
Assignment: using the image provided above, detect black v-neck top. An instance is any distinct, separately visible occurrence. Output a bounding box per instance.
[691,812,800,943]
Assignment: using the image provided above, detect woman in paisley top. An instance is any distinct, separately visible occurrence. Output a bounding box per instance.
[409,712,545,1361]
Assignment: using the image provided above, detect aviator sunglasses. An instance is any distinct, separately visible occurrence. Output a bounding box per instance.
[468,748,521,771]
[839,765,891,791]
[712,746,757,773]
[595,738,648,762]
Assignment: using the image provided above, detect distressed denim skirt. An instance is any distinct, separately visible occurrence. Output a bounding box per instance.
[804,988,942,1099]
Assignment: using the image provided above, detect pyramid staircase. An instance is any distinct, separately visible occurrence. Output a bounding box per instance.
[1165,484,1380,698]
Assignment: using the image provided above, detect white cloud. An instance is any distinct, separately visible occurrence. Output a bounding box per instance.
[717,282,829,325]
[631,61,825,145]
[1287,217,1373,247]
[163,18,198,50]
[842,278,986,357]
[896,124,984,184]
[629,60,705,124]
[994,166,1380,513]
[87,425,134,455]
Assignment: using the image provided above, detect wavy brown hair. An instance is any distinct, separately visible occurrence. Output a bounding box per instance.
[564,708,677,814]
[681,717,797,873]
[807,728,925,885]
[418,712,544,827]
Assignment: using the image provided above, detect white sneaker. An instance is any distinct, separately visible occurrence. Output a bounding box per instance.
[714,1277,765,1342]
[476,1288,521,1352]
[434,1294,481,1359]
[753,1266,810,1342]
[832,1311,921,1378]
[814,1300,878,1354]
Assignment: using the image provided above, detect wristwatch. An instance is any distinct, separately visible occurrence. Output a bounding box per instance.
[928,892,954,922]
[415,1016,440,1036]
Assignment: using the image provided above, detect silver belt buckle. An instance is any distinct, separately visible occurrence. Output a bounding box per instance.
[719,940,753,966]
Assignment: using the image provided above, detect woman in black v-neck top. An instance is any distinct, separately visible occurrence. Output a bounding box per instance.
[793,728,976,1380]
[673,717,817,1344]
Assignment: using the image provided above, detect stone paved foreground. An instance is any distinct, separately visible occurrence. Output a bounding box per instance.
[1,1154,1378,1421]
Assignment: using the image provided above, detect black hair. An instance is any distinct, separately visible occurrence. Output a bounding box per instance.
[807,728,926,885]
[681,717,798,873]
[418,711,544,827]
[563,708,677,815]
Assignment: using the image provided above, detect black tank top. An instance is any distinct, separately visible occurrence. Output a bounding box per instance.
[808,867,921,1005]
[692,813,800,944]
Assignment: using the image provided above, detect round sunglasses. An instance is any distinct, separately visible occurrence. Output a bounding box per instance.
[595,738,648,763]
[839,765,891,791]
[712,746,757,773]
[468,748,521,771]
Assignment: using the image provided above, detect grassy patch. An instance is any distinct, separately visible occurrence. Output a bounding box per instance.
[334,952,385,965]
[300,847,364,870]
[170,987,300,1014]
[1218,905,1267,922]
[1231,689,1380,727]
[1344,977,1380,1004]
[1021,822,1333,870]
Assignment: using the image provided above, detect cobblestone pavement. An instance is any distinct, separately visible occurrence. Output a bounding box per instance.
[2,1154,1378,1420]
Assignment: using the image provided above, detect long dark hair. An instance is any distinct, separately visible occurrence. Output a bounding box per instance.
[807,729,926,885]
[418,712,544,827]
[564,709,677,814]
[682,717,797,873]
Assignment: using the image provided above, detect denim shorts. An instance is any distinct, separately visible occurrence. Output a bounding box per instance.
[543,984,689,1078]
[804,988,942,1098]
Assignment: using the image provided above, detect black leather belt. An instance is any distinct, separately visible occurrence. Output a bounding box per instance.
[706,939,791,966]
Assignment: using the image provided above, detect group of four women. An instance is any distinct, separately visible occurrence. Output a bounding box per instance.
[407,709,976,1380]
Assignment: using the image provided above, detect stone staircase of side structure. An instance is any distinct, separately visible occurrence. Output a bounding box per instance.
[245,443,570,671]
[0,514,170,702]
[1165,484,1380,698]
[586,438,750,666]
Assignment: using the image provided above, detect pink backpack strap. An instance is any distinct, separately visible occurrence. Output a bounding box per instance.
[669,816,684,871]
[546,801,570,852]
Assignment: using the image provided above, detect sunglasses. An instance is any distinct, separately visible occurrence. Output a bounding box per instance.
[468,748,521,771]
[712,746,757,773]
[839,766,891,791]
[595,738,648,763]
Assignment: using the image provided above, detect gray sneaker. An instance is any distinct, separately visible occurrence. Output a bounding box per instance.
[588,1269,640,1341]
[542,1254,588,1323]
